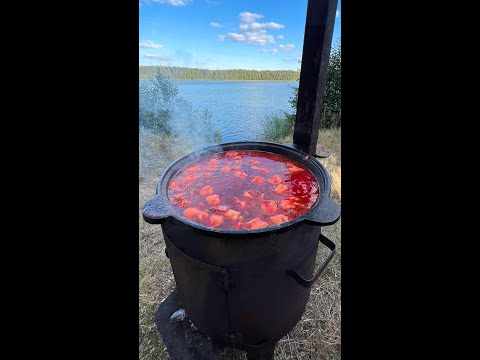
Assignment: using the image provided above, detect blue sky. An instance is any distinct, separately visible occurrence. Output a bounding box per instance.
[139,0,341,70]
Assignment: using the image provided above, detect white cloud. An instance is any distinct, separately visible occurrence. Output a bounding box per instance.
[260,48,277,55]
[139,40,163,49]
[239,12,264,23]
[144,54,169,60]
[278,44,295,52]
[218,33,245,42]
[210,22,223,28]
[243,30,275,45]
[239,21,284,31]
[283,55,302,62]
[219,11,284,46]
[336,10,340,18]
[144,0,191,6]
[277,35,284,40]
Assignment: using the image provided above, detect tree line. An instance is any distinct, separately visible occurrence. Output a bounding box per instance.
[139,66,300,81]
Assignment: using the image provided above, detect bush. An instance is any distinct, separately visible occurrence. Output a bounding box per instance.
[139,70,221,144]
[139,72,177,135]
[261,113,295,142]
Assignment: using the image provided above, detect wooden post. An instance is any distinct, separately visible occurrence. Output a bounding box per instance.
[293,0,338,154]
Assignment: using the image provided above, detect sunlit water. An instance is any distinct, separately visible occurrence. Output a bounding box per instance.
[140,80,298,142]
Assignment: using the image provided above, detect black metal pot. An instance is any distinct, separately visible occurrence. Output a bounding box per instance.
[143,142,340,352]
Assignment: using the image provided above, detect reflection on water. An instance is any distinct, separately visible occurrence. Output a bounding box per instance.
[141,80,298,143]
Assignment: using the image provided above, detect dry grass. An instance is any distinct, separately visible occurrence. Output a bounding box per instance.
[139,128,341,359]
[318,154,341,202]
[316,128,341,203]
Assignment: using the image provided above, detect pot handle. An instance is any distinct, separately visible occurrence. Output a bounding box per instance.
[287,234,336,288]
[142,194,172,224]
[305,196,340,226]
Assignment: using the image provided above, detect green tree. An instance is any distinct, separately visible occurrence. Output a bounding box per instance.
[289,41,341,129]
[261,41,341,141]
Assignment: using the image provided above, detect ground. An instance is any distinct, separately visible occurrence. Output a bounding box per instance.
[139,129,341,359]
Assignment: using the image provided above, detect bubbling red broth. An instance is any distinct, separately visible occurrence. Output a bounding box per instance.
[167,150,319,230]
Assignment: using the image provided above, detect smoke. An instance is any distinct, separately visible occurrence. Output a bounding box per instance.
[139,72,222,180]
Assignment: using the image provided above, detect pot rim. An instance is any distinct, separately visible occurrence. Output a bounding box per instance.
[155,141,333,234]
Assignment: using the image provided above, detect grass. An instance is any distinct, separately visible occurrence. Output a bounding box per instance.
[139,128,341,359]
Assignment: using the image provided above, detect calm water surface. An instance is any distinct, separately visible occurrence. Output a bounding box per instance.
[141,80,298,142]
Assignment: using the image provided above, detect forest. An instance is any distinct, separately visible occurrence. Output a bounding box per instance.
[139,66,300,81]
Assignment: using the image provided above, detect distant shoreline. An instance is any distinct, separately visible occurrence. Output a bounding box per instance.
[139,66,299,82]
[139,79,298,82]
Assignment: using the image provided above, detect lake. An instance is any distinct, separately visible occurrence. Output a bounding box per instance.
[141,80,298,142]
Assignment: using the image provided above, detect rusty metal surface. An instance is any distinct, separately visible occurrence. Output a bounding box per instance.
[154,290,225,360]
[162,222,321,348]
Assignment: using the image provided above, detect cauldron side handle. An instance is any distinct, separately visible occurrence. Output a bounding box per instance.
[287,234,336,289]
[142,194,172,224]
[305,196,340,226]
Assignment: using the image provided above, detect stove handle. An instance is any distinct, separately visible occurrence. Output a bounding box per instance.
[287,234,336,288]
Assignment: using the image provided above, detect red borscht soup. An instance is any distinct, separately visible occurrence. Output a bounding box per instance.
[168,151,319,230]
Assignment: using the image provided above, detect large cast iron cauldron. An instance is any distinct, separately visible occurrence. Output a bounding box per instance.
[143,142,340,354]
